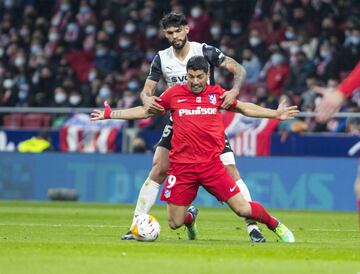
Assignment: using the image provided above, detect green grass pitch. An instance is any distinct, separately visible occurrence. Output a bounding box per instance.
[0,201,359,274]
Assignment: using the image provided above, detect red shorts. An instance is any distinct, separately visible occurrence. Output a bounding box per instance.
[160,159,240,206]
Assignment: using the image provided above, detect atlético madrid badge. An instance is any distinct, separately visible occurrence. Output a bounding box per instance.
[208,94,216,105]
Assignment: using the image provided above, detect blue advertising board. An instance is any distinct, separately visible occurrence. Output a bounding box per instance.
[0,152,357,211]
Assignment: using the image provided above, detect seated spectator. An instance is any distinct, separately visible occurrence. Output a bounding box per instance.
[241,47,262,84]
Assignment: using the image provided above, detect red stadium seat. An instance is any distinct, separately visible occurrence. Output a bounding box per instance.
[2,113,23,128]
[22,113,52,129]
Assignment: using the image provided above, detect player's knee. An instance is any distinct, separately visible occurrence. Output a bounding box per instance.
[225,164,240,181]
[168,219,183,230]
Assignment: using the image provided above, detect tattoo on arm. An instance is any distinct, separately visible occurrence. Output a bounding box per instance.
[222,56,246,91]
[111,110,122,119]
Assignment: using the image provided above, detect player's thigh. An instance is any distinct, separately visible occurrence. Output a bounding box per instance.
[355,175,360,198]
[167,204,188,229]
[226,192,251,217]
[201,160,240,202]
[149,146,171,183]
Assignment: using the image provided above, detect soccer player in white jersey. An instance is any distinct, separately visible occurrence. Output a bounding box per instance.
[122,12,265,242]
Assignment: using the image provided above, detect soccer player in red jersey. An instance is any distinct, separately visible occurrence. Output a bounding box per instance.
[91,56,298,242]
[314,61,360,228]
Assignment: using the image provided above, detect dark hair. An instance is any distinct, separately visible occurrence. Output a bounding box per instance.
[186,56,209,73]
[160,13,187,29]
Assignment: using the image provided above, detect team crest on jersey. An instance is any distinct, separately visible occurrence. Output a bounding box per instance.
[164,189,171,198]
[196,97,201,103]
[208,94,217,105]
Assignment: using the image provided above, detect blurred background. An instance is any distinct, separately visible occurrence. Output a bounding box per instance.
[0,0,359,210]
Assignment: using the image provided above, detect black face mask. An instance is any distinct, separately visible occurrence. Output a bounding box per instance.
[133,146,147,153]
[272,21,281,29]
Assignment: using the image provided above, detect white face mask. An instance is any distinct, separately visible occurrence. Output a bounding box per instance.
[271,53,284,65]
[191,7,202,18]
[119,39,131,48]
[99,87,111,98]
[124,23,136,34]
[69,95,81,105]
[15,56,25,67]
[145,27,157,38]
[85,25,96,34]
[60,3,70,12]
[249,37,261,47]
[3,79,14,89]
[55,92,66,104]
[210,26,221,37]
[31,44,41,54]
[48,32,59,42]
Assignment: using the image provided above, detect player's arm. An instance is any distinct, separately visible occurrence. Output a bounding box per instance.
[314,61,360,122]
[230,99,299,120]
[140,54,164,114]
[90,102,159,121]
[219,56,246,109]
[203,44,246,109]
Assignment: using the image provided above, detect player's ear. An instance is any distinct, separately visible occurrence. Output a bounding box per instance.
[184,25,189,34]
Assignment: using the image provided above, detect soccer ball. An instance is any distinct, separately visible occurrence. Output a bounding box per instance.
[131,214,160,242]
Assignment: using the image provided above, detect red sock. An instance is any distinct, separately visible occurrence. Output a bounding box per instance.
[357,199,360,229]
[249,201,278,230]
[184,212,193,227]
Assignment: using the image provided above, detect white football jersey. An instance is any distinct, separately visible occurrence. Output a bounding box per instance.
[148,41,225,88]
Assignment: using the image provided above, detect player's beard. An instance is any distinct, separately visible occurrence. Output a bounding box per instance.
[171,36,187,50]
[190,83,206,94]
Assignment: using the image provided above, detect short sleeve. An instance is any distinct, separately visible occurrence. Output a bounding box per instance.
[147,54,162,82]
[202,44,226,67]
[159,87,173,113]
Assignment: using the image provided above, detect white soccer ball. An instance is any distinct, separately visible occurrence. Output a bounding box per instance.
[131,214,160,242]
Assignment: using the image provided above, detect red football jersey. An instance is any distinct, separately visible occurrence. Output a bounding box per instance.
[159,84,236,164]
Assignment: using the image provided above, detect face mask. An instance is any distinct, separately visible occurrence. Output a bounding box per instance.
[249,37,261,47]
[210,26,221,37]
[67,23,78,32]
[350,35,360,45]
[128,81,139,91]
[85,25,96,34]
[271,53,283,65]
[145,27,157,38]
[15,56,25,67]
[231,27,241,35]
[124,23,136,34]
[105,26,115,35]
[69,95,81,105]
[31,44,41,54]
[48,32,59,42]
[285,31,295,40]
[96,49,107,57]
[3,79,14,89]
[79,6,90,14]
[191,7,202,18]
[320,50,330,59]
[119,39,131,48]
[99,87,110,98]
[55,92,66,104]
[18,90,28,100]
[60,3,70,12]
[88,71,97,81]
[290,45,300,55]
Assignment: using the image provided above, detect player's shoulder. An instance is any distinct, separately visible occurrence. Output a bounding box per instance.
[158,46,173,58]
[208,84,225,94]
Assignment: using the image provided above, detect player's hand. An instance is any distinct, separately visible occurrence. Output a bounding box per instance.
[220,89,238,109]
[313,86,345,122]
[143,95,164,114]
[90,101,112,120]
[275,99,299,120]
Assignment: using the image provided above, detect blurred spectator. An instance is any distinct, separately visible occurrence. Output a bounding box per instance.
[261,50,290,96]
[187,4,210,43]
[241,47,262,84]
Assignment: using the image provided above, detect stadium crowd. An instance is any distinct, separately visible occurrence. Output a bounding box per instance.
[0,0,359,133]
